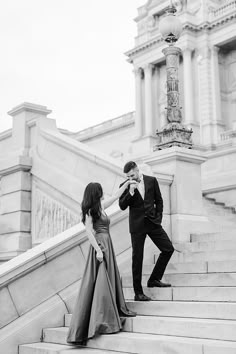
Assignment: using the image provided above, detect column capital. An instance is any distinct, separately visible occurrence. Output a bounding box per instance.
[133,67,144,78]
[211,45,220,56]
[196,46,211,62]
[143,63,155,74]
[181,45,195,55]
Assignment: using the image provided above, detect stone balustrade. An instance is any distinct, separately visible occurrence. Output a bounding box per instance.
[209,1,236,21]
[220,130,236,141]
[62,112,135,141]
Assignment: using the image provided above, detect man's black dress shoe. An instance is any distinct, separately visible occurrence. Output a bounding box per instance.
[147,279,171,288]
[134,293,151,301]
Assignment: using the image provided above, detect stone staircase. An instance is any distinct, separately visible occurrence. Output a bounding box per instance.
[204,190,236,213]
[19,227,236,354]
[203,196,236,232]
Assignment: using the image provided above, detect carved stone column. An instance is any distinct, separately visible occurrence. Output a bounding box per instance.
[134,67,144,138]
[154,45,193,150]
[144,64,155,136]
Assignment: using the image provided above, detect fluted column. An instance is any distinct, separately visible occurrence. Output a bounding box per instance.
[183,48,194,124]
[144,64,154,136]
[134,67,143,138]
[211,46,222,125]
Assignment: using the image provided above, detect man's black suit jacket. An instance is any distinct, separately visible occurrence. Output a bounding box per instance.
[119,174,163,234]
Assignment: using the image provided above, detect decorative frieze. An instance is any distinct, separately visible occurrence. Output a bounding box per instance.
[32,188,80,243]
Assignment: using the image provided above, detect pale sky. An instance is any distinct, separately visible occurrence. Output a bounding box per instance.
[0,0,145,133]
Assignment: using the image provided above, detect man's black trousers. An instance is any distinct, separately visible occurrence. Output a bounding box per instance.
[130,219,174,295]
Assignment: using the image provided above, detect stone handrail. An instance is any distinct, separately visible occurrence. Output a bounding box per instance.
[0,129,12,141]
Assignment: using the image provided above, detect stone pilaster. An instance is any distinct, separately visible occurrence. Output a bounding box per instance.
[211,46,225,136]
[182,46,200,144]
[197,45,225,145]
[8,102,53,156]
[0,103,54,261]
[0,160,32,261]
[231,91,236,130]
[145,147,209,243]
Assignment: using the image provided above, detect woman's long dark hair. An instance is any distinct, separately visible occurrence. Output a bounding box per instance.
[81,182,103,225]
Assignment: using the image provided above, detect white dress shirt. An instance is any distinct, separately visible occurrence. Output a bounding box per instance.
[137,173,145,199]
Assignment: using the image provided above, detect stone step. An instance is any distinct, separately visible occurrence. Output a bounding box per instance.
[203,197,236,217]
[125,315,236,341]
[123,286,173,301]
[175,239,236,253]
[42,327,236,353]
[19,342,125,354]
[206,191,236,209]
[143,261,208,274]
[123,286,236,302]
[122,272,236,287]
[143,260,236,274]
[64,314,236,341]
[65,301,236,326]
[163,249,236,263]
[190,230,236,242]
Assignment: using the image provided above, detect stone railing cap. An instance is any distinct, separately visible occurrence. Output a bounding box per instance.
[8,102,52,117]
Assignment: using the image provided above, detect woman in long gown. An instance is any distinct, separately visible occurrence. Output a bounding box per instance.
[67,181,136,345]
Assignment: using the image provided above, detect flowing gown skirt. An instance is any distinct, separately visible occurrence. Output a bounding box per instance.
[67,230,135,345]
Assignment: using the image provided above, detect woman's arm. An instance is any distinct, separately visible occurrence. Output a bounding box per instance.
[85,215,103,261]
[102,180,134,210]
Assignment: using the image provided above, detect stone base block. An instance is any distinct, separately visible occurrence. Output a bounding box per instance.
[171,214,214,243]
[0,191,31,214]
[0,232,31,253]
[0,211,31,235]
[1,170,31,194]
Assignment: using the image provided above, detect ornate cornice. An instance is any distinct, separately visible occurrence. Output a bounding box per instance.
[126,12,236,61]
[125,35,163,61]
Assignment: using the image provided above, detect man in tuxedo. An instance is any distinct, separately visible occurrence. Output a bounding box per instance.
[119,161,174,301]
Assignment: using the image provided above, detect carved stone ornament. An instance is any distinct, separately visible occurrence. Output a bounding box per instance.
[154,122,193,150]
[33,188,80,242]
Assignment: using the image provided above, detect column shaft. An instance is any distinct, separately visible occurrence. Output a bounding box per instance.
[211,46,222,123]
[134,68,143,138]
[144,64,154,136]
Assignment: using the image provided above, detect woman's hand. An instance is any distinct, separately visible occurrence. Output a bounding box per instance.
[124,179,137,188]
[96,249,103,262]
[128,180,139,194]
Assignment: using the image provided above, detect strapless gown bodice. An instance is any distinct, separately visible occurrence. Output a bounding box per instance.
[93,213,110,234]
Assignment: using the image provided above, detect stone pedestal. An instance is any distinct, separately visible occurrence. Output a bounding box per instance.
[144,147,209,243]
